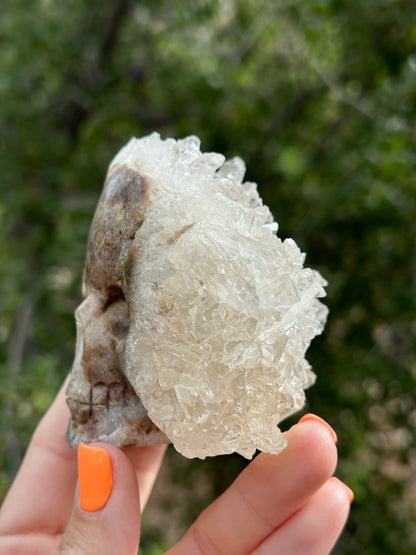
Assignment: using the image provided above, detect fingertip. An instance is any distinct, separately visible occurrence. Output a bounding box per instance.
[319,477,352,529]
[288,417,339,479]
[252,474,352,554]
[298,413,338,444]
[60,442,141,554]
[328,476,354,504]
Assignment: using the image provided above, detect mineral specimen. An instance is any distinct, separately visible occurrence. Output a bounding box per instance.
[66,132,328,459]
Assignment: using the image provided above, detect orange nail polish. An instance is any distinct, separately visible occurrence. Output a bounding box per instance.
[78,443,113,512]
[298,413,338,444]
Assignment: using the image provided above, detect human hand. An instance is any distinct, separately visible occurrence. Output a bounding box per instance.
[0,376,352,554]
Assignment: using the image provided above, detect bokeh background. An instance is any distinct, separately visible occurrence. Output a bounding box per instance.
[1,1,415,553]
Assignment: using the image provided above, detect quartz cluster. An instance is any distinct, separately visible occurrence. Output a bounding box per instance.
[66,132,328,459]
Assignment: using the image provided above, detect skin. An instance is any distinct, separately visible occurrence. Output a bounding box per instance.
[0,376,351,554]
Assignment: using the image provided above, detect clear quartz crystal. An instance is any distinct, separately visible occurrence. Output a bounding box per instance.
[110,132,329,459]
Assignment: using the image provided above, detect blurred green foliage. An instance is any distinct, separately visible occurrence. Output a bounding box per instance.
[0,0,415,553]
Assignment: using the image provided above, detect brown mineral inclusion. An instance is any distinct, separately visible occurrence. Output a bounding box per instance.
[66,164,168,448]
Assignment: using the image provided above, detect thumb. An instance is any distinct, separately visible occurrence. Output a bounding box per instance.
[54,443,141,555]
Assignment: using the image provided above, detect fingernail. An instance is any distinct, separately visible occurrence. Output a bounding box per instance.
[298,413,338,444]
[78,443,113,512]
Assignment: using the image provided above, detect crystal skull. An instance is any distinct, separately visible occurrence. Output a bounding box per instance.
[66,133,328,459]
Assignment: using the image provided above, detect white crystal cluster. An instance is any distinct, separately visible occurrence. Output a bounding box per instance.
[114,133,328,459]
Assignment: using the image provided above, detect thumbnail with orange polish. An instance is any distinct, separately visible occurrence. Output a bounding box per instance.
[78,443,113,512]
